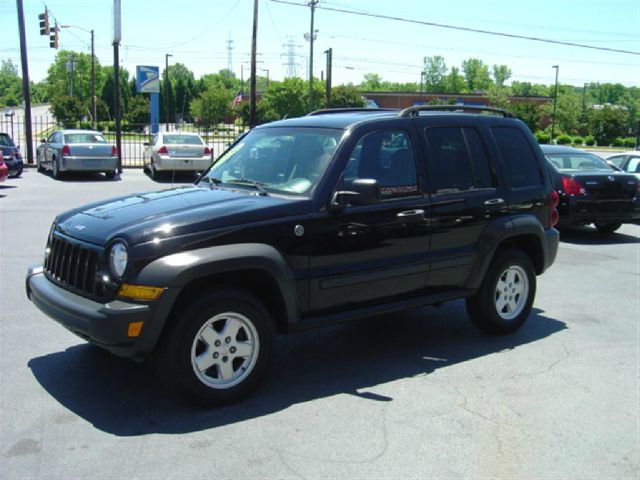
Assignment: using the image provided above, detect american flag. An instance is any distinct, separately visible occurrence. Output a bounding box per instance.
[231,92,243,108]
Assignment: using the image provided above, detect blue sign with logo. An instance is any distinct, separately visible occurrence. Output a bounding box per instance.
[136,65,160,93]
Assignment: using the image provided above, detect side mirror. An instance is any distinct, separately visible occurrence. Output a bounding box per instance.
[143,142,150,146]
[40,138,47,143]
[331,178,381,210]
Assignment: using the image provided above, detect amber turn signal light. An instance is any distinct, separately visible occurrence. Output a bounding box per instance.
[117,284,164,301]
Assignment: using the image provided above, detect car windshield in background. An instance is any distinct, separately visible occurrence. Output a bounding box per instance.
[0,134,15,146]
[201,127,343,195]
[545,153,612,172]
[64,133,108,144]
[164,135,203,145]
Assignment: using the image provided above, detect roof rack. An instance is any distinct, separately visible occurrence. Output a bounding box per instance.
[399,105,516,118]
[307,108,398,116]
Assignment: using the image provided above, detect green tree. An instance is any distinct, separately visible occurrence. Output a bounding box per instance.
[492,65,512,88]
[329,85,365,108]
[125,95,150,128]
[510,81,549,97]
[509,102,544,131]
[486,85,510,109]
[100,65,130,122]
[361,73,383,91]
[590,105,627,146]
[260,77,324,119]
[461,58,492,92]
[444,66,466,94]
[45,50,105,107]
[50,95,85,127]
[190,85,233,126]
[0,59,22,107]
[423,56,447,93]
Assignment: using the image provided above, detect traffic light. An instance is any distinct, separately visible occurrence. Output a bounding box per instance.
[49,26,59,49]
[38,11,49,35]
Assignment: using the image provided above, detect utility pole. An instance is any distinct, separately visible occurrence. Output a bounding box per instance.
[324,48,332,107]
[307,0,319,111]
[91,29,96,129]
[16,0,33,164]
[165,53,172,131]
[250,0,258,128]
[113,0,122,174]
[551,65,559,141]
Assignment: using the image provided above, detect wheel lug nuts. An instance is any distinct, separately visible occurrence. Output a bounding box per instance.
[213,352,219,359]
[222,356,228,363]
[230,347,236,354]
[214,340,221,347]
[225,337,231,344]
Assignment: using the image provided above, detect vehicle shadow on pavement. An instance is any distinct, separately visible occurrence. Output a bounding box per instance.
[559,226,639,245]
[28,301,566,437]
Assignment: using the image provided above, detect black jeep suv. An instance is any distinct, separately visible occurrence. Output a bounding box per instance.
[26,106,559,404]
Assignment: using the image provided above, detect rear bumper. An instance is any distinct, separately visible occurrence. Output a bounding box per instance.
[558,196,640,226]
[155,156,211,172]
[61,156,118,172]
[4,156,23,175]
[26,266,176,360]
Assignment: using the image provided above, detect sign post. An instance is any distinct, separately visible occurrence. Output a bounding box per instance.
[136,65,160,134]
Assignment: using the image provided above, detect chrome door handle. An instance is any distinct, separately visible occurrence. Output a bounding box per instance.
[484,198,505,206]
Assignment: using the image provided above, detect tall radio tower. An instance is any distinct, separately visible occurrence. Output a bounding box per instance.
[282,36,300,78]
[226,33,234,74]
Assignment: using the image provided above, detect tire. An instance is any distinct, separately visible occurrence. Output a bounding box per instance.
[466,249,536,335]
[10,168,22,178]
[594,222,621,234]
[155,290,275,405]
[149,161,158,180]
[52,157,61,179]
[105,171,117,180]
[36,153,44,173]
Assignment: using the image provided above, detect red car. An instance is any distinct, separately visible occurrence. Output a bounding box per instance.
[0,151,9,182]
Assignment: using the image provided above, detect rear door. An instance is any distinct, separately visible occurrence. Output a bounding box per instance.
[418,118,507,289]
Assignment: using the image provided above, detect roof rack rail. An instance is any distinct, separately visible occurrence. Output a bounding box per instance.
[307,108,398,116]
[399,105,516,118]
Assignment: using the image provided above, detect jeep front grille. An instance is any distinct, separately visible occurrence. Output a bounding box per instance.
[44,235,105,299]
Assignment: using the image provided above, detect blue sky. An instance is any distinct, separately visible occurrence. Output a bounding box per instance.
[1,0,639,87]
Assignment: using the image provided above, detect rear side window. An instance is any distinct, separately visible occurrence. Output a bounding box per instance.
[424,127,493,193]
[492,127,542,188]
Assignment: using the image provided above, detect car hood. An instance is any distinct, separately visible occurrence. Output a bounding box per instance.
[55,186,309,246]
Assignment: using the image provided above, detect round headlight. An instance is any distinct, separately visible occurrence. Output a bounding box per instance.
[109,242,128,278]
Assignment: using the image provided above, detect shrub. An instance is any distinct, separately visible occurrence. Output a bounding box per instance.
[612,137,626,147]
[534,131,551,144]
[572,136,584,146]
[556,134,573,145]
[624,137,637,148]
[584,135,595,146]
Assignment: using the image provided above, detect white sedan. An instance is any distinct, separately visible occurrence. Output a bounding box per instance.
[143,132,213,179]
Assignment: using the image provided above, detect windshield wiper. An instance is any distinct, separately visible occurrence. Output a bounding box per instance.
[200,176,222,189]
[225,178,270,196]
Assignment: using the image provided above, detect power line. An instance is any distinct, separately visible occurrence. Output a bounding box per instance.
[270,0,640,56]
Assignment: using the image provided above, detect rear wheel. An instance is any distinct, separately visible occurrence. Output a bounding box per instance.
[105,171,117,180]
[156,290,275,405]
[52,157,61,179]
[466,249,536,334]
[594,222,621,234]
[36,152,44,173]
[149,161,159,180]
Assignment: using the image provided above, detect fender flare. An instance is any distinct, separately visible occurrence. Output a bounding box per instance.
[132,243,299,325]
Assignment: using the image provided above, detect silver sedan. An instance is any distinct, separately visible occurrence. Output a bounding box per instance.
[143,132,213,180]
[36,129,118,180]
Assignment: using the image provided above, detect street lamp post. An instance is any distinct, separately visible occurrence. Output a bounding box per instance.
[61,25,96,129]
[307,0,319,111]
[551,65,559,141]
[260,68,270,87]
[165,53,172,131]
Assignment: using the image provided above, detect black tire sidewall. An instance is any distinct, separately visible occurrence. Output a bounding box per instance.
[159,290,275,405]
[468,249,536,334]
[595,222,622,234]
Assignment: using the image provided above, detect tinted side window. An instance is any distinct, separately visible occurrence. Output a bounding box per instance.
[492,127,542,187]
[343,130,418,199]
[425,127,493,193]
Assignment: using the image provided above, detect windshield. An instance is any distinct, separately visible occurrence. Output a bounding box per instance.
[0,134,15,147]
[201,127,343,195]
[545,152,613,172]
[64,133,108,144]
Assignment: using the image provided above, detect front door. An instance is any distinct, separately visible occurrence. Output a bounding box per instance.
[305,126,430,314]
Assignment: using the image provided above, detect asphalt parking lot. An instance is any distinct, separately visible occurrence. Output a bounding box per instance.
[1,168,638,479]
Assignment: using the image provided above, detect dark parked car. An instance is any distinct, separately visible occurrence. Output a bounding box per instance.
[541,145,640,233]
[0,132,24,178]
[606,152,640,179]
[27,106,559,404]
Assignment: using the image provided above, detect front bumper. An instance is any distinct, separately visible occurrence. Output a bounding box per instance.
[154,156,211,172]
[61,156,118,172]
[26,266,176,359]
[557,196,640,227]
[4,156,23,176]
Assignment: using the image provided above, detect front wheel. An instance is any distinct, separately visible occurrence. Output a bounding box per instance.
[466,249,536,334]
[105,171,117,180]
[52,157,61,179]
[594,222,621,234]
[156,290,275,405]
